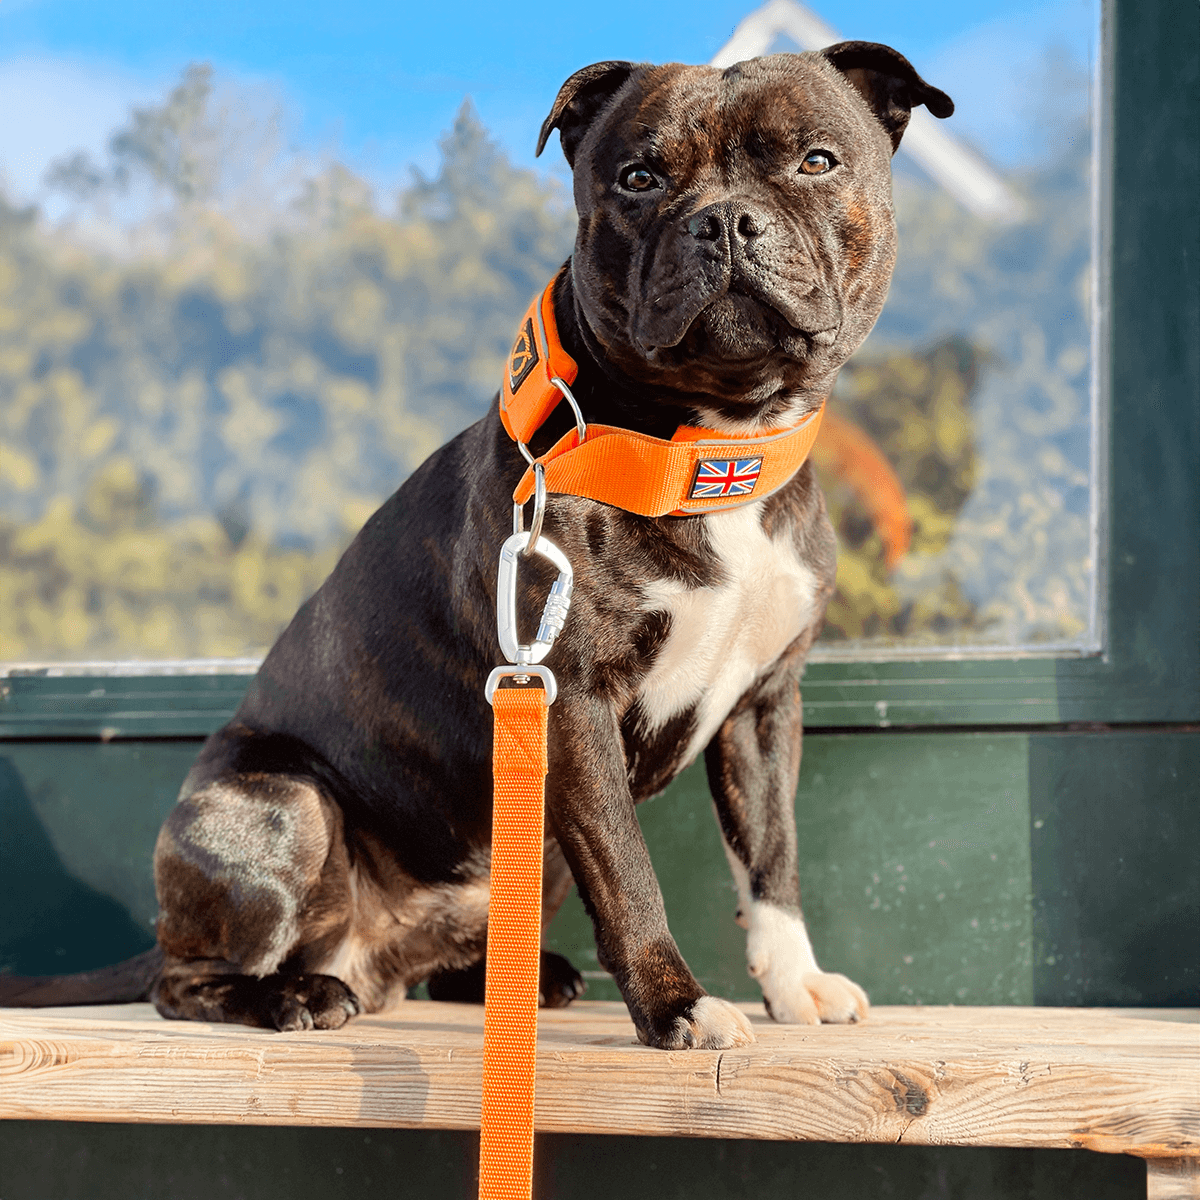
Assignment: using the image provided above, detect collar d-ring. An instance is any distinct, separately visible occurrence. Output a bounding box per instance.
[551,376,587,446]
[512,377,584,556]
[512,461,547,554]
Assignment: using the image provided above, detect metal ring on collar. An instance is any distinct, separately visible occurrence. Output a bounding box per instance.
[514,377,585,467]
[525,462,547,554]
[551,376,587,445]
[512,461,547,554]
[511,377,583,556]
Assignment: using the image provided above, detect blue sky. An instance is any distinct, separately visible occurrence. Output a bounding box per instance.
[0,0,1097,204]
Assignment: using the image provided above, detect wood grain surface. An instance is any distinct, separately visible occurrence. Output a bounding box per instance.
[2,1002,1196,1164]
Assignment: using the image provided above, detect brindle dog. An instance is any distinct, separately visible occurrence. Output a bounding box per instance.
[2,45,952,1050]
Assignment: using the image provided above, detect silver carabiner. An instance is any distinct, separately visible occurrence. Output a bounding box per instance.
[494,531,573,667]
[491,376,580,705]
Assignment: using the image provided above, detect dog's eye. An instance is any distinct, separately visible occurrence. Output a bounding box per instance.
[620,166,659,192]
[800,151,835,176]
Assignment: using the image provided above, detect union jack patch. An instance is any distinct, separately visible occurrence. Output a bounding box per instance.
[689,457,763,499]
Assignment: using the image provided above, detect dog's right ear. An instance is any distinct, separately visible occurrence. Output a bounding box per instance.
[822,41,954,152]
[537,61,639,166]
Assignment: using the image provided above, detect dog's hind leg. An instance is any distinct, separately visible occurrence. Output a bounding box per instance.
[151,772,360,1030]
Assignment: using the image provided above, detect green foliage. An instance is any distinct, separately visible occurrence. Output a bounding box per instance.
[821,339,982,645]
[1,457,343,659]
[879,150,1094,649]
[47,64,222,204]
[1,79,575,660]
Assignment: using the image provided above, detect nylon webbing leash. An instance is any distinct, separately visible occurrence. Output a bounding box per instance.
[478,684,548,1200]
[480,483,573,1200]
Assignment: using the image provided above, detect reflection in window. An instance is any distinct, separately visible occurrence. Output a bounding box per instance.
[816,128,1096,653]
[0,4,1099,665]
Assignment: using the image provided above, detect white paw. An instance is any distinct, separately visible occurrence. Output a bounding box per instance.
[665,995,756,1049]
[762,969,869,1025]
[745,902,869,1025]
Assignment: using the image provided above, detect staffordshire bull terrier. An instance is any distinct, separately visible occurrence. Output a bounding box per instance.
[3,43,952,1050]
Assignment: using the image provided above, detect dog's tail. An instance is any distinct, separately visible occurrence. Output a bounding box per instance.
[0,946,163,1007]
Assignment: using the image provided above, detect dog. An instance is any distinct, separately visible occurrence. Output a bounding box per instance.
[3,44,952,1050]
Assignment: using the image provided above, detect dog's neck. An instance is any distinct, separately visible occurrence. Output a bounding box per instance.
[549,267,685,444]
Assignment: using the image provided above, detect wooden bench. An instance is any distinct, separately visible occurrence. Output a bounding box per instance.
[2,1002,1196,1198]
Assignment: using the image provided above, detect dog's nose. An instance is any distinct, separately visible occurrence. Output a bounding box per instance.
[735,209,764,238]
[686,202,767,243]
[687,210,722,241]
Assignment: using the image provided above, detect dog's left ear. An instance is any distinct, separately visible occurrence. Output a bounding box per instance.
[537,61,639,166]
[822,41,954,152]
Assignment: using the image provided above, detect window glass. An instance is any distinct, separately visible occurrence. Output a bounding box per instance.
[806,5,1101,655]
[0,1,1100,665]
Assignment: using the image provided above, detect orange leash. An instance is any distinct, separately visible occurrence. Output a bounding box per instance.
[480,531,572,1200]
[479,684,549,1200]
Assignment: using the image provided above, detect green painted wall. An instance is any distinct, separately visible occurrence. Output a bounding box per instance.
[0,742,183,977]
[545,734,1035,1008]
[1030,730,1199,1006]
[3,728,1194,1004]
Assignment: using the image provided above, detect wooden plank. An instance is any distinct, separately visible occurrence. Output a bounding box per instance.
[1,1003,1196,1159]
[1147,1157,1200,1200]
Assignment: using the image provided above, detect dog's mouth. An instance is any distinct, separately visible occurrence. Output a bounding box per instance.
[636,285,840,364]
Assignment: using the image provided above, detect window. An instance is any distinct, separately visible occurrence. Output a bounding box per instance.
[3,0,1195,739]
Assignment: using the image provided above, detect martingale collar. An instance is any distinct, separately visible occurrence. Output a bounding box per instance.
[500,279,825,518]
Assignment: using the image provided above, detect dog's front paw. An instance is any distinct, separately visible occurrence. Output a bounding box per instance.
[640,996,756,1050]
[745,902,869,1025]
[761,970,869,1025]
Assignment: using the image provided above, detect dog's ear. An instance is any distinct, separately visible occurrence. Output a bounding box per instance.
[822,41,954,152]
[537,61,639,165]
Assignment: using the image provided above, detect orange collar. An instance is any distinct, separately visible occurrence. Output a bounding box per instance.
[500,279,825,518]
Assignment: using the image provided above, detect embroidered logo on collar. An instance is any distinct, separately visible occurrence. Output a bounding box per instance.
[508,318,540,394]
[690,457,764,499]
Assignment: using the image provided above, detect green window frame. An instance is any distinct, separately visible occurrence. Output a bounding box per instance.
[1,0,1196,739]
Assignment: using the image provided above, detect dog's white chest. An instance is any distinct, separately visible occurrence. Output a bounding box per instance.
[635,505,820,762]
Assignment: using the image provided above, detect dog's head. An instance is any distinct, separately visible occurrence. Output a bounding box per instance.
[539,44,953,426]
